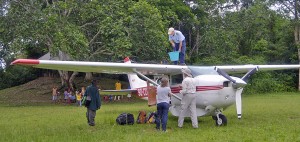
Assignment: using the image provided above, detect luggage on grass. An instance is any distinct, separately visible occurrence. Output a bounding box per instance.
[116,113,135,125]
[146,111,156,124]
[136,110,147,124]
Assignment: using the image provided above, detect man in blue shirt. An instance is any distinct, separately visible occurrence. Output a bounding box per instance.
[168,27,186,65]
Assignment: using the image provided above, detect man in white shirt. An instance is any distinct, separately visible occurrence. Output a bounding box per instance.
[168,27,186,65]
[178,68,198,128]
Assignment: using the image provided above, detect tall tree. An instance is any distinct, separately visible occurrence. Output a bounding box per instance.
[1,0,89,89]
[128,0,167,61]
[269,0,300,90]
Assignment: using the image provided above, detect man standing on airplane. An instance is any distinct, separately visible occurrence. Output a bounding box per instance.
[178,68,198,129]
[168,27,186,65]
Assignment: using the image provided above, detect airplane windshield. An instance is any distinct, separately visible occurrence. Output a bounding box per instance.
[188,66,219,76]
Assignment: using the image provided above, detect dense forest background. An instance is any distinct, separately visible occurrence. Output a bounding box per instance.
[0,0,300,94]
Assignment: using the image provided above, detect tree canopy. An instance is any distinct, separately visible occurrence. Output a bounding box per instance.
[0,0,299,93]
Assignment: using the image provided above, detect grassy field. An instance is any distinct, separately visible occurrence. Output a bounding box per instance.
[1,92,300,142]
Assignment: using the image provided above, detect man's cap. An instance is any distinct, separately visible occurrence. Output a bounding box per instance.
[181,68,193,77]
[168,27,174,34]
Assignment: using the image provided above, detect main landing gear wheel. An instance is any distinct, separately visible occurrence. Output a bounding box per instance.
[212,114,227,126]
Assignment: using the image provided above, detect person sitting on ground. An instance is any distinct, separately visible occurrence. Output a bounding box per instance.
[70,94,76,103]
[67,89,73,104]
[127,93,131,101]
[64,89,68,104]
[109,95,113,102]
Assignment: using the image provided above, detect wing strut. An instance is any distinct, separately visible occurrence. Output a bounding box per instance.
[133,69,182,101]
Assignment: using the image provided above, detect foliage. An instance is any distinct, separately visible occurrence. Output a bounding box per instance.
[244,71,297,94]
[0,66,37,90]
[128,0,168,61]
[0,1,299,93]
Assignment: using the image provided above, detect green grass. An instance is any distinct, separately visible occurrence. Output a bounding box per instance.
[1,92,300,142]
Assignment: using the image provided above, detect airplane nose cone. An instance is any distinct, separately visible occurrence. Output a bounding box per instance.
[233,79,247,88]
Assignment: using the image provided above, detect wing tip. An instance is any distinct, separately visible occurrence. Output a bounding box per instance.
[11,59,39,65]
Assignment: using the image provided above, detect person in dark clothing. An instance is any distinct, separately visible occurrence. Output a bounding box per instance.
[84,80,101,126]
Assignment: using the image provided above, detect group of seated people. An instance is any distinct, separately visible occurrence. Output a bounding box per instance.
[64,88,85,106]
[53,86,132,104]
[102,94,132,102]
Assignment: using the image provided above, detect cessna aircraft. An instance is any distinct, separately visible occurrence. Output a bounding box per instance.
[11,57,300,126]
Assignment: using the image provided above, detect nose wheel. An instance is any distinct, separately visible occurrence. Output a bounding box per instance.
[212,113,227,126]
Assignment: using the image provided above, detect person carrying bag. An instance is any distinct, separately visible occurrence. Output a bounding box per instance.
[84,80,101,126]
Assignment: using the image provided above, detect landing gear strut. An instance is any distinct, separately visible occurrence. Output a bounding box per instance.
[212,111,227,126]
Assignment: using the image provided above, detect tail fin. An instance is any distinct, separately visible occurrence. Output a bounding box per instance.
[124,57,147,89]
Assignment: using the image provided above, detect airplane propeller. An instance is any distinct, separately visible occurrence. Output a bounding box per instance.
[235,67,258,119]
[215,67,259,119]
[242,67,258,83]
[214,67,236,83]
[235,88,243,119]
[215,67,247,88]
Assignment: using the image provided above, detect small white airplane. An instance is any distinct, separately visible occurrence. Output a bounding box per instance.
[11,57,300,126]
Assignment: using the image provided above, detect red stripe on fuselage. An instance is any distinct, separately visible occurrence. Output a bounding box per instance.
[135,85,224,96]
[11,59,39,65]
[196,85,224,91]
[171,85,224,93]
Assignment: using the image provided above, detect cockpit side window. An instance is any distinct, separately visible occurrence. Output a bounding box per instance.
[170,74,183,85]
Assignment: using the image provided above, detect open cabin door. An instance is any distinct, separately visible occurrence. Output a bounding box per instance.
[147,81,157,106]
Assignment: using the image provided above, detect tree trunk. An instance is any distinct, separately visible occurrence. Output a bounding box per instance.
[188,28,200,57]
[298,48,300,90]
[58,70,69,87]
[295,25,300,90]
[69,72,78,91]
[294,0,300,90]
[85,72,93,81]
[57,51,74,89]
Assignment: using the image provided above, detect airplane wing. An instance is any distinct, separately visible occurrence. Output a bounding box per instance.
[11,59,186,75]
[216,65,300,73]
[11,59,300,75]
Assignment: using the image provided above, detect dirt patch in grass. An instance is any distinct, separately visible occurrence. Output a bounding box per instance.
[0,77,59,105]
[0,77,137,106]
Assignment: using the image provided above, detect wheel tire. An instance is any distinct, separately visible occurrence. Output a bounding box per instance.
[219,114,227,126]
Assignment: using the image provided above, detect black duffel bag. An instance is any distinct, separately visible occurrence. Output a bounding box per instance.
[116,113,134,125]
